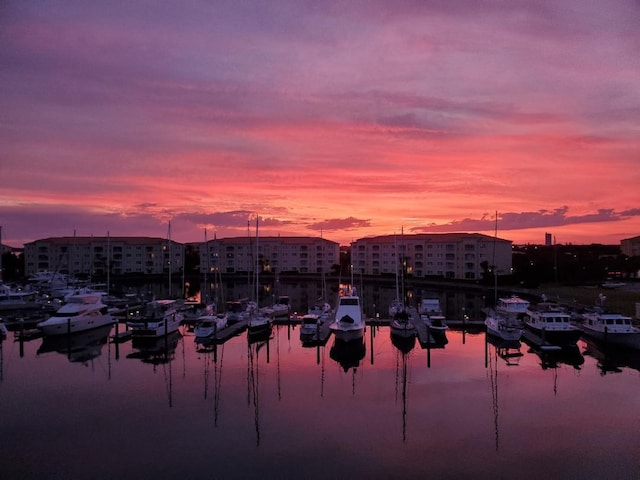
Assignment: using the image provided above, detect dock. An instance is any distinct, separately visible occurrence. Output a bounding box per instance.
[209,318,248,343]
[407,308,441,348]
[522,329,562,351]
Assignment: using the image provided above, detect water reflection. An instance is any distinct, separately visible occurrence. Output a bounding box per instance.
[391,333,415,442]
[330,337,366,373]
[247,337,270,446]
[127,331,183,407]
[37,324,112,365]
[582,337,640,375]
[486,333,522,452]
[195,340,225,426]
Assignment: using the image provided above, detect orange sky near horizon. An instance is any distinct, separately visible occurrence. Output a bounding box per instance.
[1,1,639,248]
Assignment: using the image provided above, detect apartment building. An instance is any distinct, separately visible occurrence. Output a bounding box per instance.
[621,235,640,258]
[23,236,185,277]
[200,236,340,275]
[351,233,512,280]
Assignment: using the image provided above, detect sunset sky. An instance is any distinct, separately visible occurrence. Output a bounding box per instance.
[2,0,639,248]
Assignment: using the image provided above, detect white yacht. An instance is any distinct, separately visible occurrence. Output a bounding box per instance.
[329,287,365,342]
[419,298,448,332]
[37,293,114,335]
[193,314,227,339]
[126,299,183,338]
[523,304,581,346]
[485,310,523,342]
[300,313,323,340]
[270,296,291,318]
[495,296,530,319]
[0,284,41,312]
[579,312,640,349]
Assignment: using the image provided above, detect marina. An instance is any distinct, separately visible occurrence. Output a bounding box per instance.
[1,281,639,480]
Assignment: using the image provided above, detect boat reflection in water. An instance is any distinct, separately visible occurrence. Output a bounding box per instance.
[582,337,640,375]
[127,331,183,407]
[485,333,523,452]
[330,337,366,373]
[128,330,183,365]
[391,332,416,443]
[486,335,523,366]
[524,340,584,396]
[37,323,113,365]
[196,339,225,426]
[247,338,271,446]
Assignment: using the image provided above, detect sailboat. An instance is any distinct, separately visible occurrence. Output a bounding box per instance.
[126,223,183,338]
[247,216,273,340]
[484,212,523,342]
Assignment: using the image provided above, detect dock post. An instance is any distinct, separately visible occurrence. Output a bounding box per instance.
[370,326,374,365]
[67,317,72,360]
[427,324,431,368]
[484,333,488,369]
[19,319,24,358]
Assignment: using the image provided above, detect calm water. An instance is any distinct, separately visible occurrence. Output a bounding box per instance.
[1,287,639,479]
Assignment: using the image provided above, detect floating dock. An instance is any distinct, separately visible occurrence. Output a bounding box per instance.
[522,329,562,351]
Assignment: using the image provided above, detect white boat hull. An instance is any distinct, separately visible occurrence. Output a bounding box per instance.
[485,317,522,342]
[330,325,365,342]
[127,316,182,337]
[579,326,640,349]
[38,314,114,336]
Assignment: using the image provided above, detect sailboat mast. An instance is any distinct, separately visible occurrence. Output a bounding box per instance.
[107,231,110,297]
[0,225,3,283]
[394,233,399,303]
[401,226,405,306]
[168,221,172,298]
[255,216,259,306]
[493,211,498,304]
[204,228,209,305]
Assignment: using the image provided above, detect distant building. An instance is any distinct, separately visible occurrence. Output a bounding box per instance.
[200,236,340,275]
[545,232,553,246]
[352,233,512,280]
[621,235,640,257]
[23,236,184,277]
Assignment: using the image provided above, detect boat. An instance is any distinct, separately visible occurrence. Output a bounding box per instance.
[300,313,323,340]
[247,217,274,339]
[0,284,42,312]
[223,299,249,325]
[193,314,227,340]
[485,310,523,342]
[388,231,406,319]
[484,213,523,342]
[37,293,114,335]
[495,296,530,320]
[523,303,581,347]
[270,295,291,318]
[329,286,365,342]
[126,299,183,338]
[308,298,332,320]
[578,312,640,349]
[419,298,448,332]
[389,310,416,339]
[390,328,416,354]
